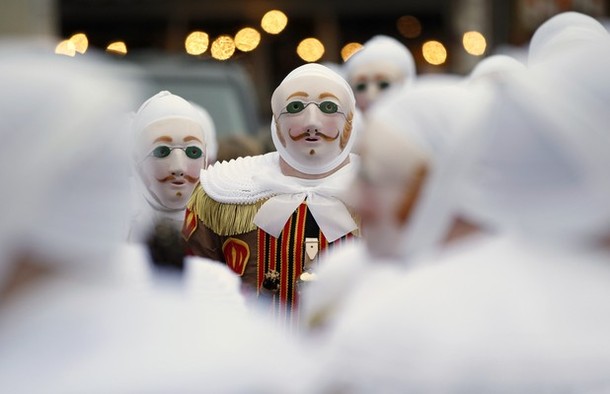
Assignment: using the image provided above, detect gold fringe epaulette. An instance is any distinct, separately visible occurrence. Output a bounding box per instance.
[187,184,267,236]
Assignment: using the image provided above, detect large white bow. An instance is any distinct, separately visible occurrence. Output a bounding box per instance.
[252,168,358,243]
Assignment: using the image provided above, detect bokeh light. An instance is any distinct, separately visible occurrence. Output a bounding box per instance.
[463,31,487,56]
[69,33,88,54]
[261,10,288,34]
[297,38,325,62]
[106,41,127,55]
[422,40,447,65]
[341,42,363,62]
[211,35,236,60]
[396,15,422,38]
[235,27,261,52]
[185,31,209,55]
[55,40,76,57]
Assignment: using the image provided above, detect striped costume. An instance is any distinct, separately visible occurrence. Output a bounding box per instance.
[183,153,359,324]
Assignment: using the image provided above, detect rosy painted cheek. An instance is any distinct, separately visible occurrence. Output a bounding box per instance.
[282,117,303,137]
[139,160,167,185]
[184,159,204,178]
[150,160,172,180]
[321,117,344,132]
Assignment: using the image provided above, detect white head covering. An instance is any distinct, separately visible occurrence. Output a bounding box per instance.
[131,91,207,167]
[0,41,144,285]
[602,17,610,34]
[270,63,357,175]
[364,80,484,261]
[131,91,206,142]
[457,55,527,228]
[468,54,526,82]
[343,35,416,84]
[464,46,610,244]
[321,61,346,79]
[412,72,463,87]
[528,11,610,67]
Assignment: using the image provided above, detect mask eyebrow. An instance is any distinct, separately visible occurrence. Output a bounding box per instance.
[183,135,203,143]
[153,136,173,143]
[319,92,339,100]
[287,91,309,100]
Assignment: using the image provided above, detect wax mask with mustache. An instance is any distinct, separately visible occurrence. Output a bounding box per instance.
[271,64,356,175]
[133,91,207,210]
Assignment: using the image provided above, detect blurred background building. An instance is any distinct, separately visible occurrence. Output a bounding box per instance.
[2,0,608,141]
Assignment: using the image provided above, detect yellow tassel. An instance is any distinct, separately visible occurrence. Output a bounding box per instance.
[187,184,267,236]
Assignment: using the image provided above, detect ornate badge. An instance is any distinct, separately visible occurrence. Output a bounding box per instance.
[222,238,250,276]
[262,269,280,292]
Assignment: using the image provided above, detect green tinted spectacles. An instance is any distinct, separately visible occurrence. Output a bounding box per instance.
[281,100,342,115]
[150,145,204,159]
[354,80,391,92]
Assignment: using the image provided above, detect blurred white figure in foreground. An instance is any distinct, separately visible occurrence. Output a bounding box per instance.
[528,11,610,67]
[456,53,526,234]
[300,80,480,332]
[343,35,416,113]
[128,91,209,242]
[0,42,308,393]
[468,54,525,83]
[308,40,610,393]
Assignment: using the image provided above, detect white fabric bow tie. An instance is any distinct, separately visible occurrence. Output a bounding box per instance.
[252,170,358,243]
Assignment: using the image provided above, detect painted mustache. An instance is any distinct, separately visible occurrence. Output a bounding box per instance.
[289,130,340,142]
[156,174,199,184]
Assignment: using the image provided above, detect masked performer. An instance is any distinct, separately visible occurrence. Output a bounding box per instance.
[129,91,209,242]
[184,64,360,323]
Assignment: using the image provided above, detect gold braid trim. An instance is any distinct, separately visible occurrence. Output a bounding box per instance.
[187,184,362,237]
[187,184,267,236]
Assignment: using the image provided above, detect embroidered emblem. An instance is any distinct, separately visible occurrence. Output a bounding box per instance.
[182,208,198,240]
[222,238,250,276]
[262,269,280,292]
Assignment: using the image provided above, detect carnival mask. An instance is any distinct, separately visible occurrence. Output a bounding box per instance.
[133,91,207,210]
[271,64,356,175]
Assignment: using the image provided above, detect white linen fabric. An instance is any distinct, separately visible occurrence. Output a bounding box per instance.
[0,44,312,393]
[528,11,610,66]
[311,235,610,393]
[468,54,526,82]
[0,40,143,283]
[365,81,485,261]
[201,152,359,242]
[457,54,526,229]
[463,46,610,244]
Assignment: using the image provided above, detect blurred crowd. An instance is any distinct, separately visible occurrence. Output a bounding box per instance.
[1,11,610,393]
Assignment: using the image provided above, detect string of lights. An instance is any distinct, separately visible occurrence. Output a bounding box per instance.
[55,9,488,66]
